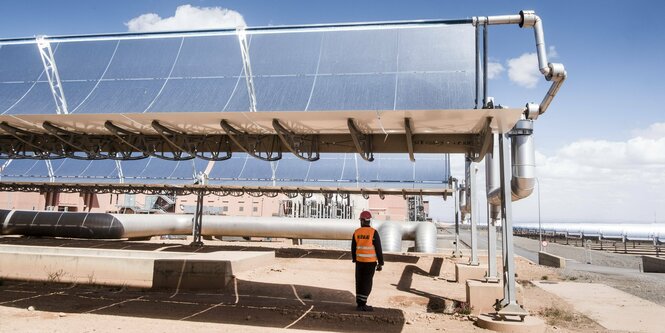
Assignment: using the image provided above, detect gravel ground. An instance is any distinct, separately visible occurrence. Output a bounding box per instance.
[514,235,665,306]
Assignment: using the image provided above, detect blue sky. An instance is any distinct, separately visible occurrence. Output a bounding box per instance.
[1,1,664,223]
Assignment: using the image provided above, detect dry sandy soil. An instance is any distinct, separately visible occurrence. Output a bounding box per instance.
[0,234,648,332]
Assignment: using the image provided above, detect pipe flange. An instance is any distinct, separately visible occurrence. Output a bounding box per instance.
[519,10,537,28]
[546,62,566,81]
[524,103,540,120]
[509,119,534,137]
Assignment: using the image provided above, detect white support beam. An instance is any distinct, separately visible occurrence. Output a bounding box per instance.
[115,160,124,184]
[237,28,258,112]
[45,159,55,183]
[36,36,68,115]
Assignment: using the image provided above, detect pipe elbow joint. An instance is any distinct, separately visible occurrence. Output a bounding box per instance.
[524,103,540,120]
[546,63,567,81]
[519,10,538,28]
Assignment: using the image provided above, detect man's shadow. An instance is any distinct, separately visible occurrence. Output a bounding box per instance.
[392,257,461,313]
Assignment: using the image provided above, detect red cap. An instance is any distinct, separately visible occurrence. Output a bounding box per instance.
[359,210,372,220]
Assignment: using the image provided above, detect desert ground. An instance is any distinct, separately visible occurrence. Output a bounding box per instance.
[1,228,663,332]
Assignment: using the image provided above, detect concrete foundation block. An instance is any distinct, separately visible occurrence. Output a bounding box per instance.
[642,255,665,273]
[0,245,274,289]
[466,280,524,316]
[455,263,487,283]
[476,313,545,333]
[538,251,566,268]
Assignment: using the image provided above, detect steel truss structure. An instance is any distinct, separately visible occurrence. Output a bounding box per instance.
[0,118,492,162]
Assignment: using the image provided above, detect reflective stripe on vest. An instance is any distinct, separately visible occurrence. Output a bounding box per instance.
[354,227,377,263]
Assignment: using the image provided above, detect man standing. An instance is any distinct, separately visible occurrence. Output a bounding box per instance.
[351,210,384,312]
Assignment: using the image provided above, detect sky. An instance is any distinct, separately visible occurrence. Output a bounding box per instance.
[0,0,663,224]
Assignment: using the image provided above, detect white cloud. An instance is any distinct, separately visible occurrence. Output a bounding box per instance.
[548,45,558,59]
[507,52,540,88]
[530,122,665,222]
[430,122,665,224]
[633,122,665,139]
[125,4,246,32]
[505,45,559,89]
[487,62,505,79]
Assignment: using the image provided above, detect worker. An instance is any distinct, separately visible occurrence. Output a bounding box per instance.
[351,210,384,312]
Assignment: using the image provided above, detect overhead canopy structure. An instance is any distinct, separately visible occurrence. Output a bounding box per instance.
[0,18,528,194]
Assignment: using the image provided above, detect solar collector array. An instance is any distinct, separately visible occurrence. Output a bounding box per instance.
[0,24,475,115]
[0,22,474,187]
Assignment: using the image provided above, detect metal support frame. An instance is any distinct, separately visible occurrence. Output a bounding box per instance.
[221,120,281,161]
[191,191,204,246]
[103,121,155,160]
[0,121,65,159]
[485,133,500,283]
[42,121,111,160]
[36,36,68,115]
[272,119,319,161]
[347,118,374,162]
[404,118,415,162]
[496,132,528,319]
[451,177,462,257]
[0,181,454,199]
[236,28,258,113]
[0,119,488,160]
[152,120,232,161]
[466,155,479,266]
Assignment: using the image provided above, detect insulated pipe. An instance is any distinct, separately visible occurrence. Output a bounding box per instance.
[0,209,439,253]
[377,221,403,252]
[487,119,536,205]
[474,10,567,118]
[414,222,438,253]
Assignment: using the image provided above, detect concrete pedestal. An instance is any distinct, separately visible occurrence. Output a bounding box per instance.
[476,313,545,333]
[465,280,524,316]
[455,263,487,283]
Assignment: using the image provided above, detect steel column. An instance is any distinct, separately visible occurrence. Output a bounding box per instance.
[467,156,479,266]
[191,191,205,246]
[497,133,528,318]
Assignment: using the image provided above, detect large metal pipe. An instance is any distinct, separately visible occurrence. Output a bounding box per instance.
[488,119,536,205]
[0,209,439,253]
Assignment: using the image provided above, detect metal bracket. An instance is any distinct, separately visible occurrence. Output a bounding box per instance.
[471,117,493,162]
[404,118,415,162]
[347,118,374,162]
[103,121,173,160]
[42,121,112,160]
[220,120,281,161]
[0,121,65,159]
[151,120,232,161]
[36,36,68,115]
[272,119,319,161]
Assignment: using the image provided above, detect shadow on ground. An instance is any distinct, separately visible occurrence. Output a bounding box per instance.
[0,277,405,332]
[393,257,465,313]
[0,237,408,332]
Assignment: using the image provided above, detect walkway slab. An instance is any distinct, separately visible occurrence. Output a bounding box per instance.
[533,281,665,332]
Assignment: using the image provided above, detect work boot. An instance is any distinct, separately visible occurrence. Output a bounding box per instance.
[356,305,374,312]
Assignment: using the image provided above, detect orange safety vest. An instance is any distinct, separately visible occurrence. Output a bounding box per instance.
[354,227,377,263]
